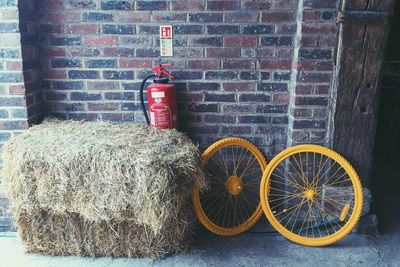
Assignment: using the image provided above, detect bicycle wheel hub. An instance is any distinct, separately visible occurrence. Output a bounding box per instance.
[304,189,316,200]
[226,175,243,196]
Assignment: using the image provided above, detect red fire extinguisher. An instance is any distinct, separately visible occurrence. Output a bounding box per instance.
[140,64,178,129]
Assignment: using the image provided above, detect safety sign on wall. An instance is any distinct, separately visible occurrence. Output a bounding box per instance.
[160,25,173,57]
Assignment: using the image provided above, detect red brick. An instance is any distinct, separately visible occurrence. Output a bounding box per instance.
[88,103,120,111]
[260,60,292,70]
[295,85,314,94]
[6,61,22,71]
[298,71,332,83]
[272,94,290,104]
[224,36,257,47]
[295,60,315,71]
[40,47,65,57]
[262,11,295,23]
[303,11,320,21]
[225,11,259,23]
[178,93,204,102]
[319,35,336,47]
[316,61,334,71]
[294,108,312,117]
[152,12,187,22]
[242,1,272,10]
[170,1,204,10]
[304,0,337,9]
[315,85,330,94]
[222,126,251,134]
[276,0,297,9]
[207,48,240,58]
[67,24,98,34]
[68,48,100,57]
[174,48,204,57]
[8,85,25,95]
[223,82,256,91]
[301,36,319,47]
[116,12,151,22]
[223,59,255,69]
[207,1,240,10]
[157,58,185,67]
[276,48,293,58]
[104,48,135,57]
[48,12,81,23]
[292,131,310,141]
[119,59,152,68]
[302,23,337,34]
[87,81,119,90]
[102,113,134,122]
[42,70,68,79]
[256,47,274,57]
[84,36,117,46]
[276,24,296,34]
[188,59,220,69]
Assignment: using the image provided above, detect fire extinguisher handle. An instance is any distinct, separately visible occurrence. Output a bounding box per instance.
[140,73,156,125]
[161,68,175,79]
[152,64,175,79]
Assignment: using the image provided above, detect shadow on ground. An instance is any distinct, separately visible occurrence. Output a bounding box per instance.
[1,229,399,267]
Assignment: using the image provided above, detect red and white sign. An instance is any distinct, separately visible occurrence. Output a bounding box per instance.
[160,25,173,57]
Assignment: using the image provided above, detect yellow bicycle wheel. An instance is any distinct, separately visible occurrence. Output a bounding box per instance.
[192,138,267,236]
[260,144,363,246]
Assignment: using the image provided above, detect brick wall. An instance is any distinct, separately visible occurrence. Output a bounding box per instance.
[20,1,44,124]
[0,0,29,165]
[0,0,28,228]
[28,0,338,157]
[288,0,337,147]
[0,0,340,229]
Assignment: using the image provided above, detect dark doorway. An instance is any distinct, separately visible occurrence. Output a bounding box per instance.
[371,0,400,232]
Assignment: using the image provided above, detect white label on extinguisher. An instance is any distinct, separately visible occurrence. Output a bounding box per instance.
[150,111,155,125]
[160,25,173,57]
[151,91,165,98]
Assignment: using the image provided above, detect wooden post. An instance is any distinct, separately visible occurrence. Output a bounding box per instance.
[331,0,395,185]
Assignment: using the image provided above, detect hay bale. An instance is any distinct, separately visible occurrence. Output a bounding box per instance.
[1,119,206,258]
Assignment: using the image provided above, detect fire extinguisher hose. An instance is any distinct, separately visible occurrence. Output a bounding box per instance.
[140,73,156,125]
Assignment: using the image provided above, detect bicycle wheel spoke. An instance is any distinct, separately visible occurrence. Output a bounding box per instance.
[311,155,330,188]
[320,171,350,189]
[220,148,230,178]
[269,186,300,195]
[274,166,305,192]
[289,197,306,232]
[261,146,363,245]
[271,193,303,211]
[269,177,301,193]
[284,197,306,228]
[297,201,313,235]
[292,154,309,188]
[209,156,229,181]
[286,157,308,189]
[268,192,303,202]
[274,200,306,218]
[313,200,343,230]
[240,158,259,178]
[314,162,341,188]
[234,146,246,175]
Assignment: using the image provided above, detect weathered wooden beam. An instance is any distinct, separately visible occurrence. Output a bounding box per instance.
[331,0,396,186]
[337,10,390,25]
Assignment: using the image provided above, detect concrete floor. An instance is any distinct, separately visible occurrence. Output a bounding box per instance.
[1,230,399,267]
